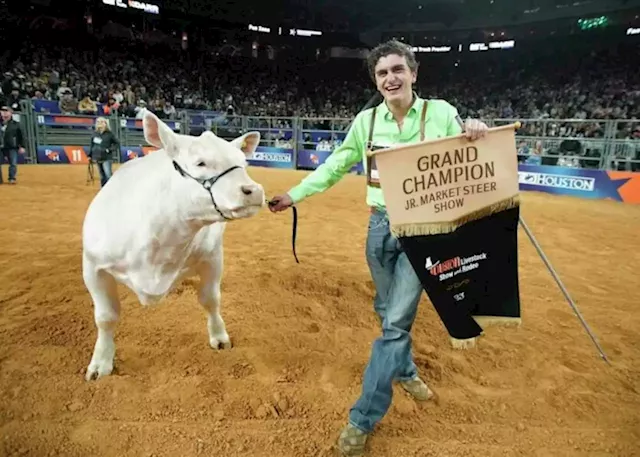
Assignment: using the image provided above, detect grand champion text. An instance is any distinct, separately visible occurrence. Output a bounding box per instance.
[402,146,497,212]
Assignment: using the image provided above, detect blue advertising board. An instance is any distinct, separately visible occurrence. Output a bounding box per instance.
[518,164,640,204]
[296,149,363,174]
[32,144,640,205]
[35,113,180,131]
[246,147,295,169]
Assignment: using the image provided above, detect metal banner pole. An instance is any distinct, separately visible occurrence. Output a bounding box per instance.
[454,118,610,364]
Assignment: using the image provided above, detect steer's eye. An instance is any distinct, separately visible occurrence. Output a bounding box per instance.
[197,161,206,167]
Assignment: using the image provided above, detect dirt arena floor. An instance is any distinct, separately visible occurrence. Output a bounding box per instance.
[1,164,639,457]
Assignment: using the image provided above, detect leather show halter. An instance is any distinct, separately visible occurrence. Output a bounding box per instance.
[172,159,300,264]
[172,160,242,221]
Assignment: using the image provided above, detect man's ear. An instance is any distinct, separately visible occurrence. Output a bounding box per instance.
[143,110,177,156]
[230,131,261,157]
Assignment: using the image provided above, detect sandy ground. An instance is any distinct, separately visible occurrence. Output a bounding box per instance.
[1,164,639,457]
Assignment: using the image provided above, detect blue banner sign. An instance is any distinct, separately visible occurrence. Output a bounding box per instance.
[296,148,363,173]
[518,164,640,204]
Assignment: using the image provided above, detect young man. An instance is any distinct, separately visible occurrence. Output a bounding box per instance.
[269,40,488,456]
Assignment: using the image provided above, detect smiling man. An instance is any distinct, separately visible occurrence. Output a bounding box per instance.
[269,39,488,456]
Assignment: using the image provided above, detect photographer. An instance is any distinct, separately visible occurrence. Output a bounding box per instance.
[88,117,119,188]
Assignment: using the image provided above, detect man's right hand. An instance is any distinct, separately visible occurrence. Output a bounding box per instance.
[268,194,293,212]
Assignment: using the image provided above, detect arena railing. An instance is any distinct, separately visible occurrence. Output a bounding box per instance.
[13,100,640,172]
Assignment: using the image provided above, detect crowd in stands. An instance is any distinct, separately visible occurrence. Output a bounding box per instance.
[1,27,638,169]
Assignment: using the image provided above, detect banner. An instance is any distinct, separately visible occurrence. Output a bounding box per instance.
[120,146,157,162]
[35,114,180,131]
[246,147,295,169]
[37,115,96,127]
[371,124,522,348]
[120,145,294,167]
[37,145,293,169]
[296,149,363,173]
[119,118,180,131]
[518,164,640,204]
[37,146,90,164]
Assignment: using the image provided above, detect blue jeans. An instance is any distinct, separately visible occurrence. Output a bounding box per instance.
[348,209,424,433]
[1,149,18,182]
[97,160,113,187]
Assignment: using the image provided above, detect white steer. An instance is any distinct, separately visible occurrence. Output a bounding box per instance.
[82,111,265,381]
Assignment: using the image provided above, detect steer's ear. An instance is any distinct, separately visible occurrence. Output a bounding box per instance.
[230,131,261,157]
[143,111,178,156]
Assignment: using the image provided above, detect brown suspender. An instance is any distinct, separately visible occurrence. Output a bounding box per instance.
[366,100,428,188]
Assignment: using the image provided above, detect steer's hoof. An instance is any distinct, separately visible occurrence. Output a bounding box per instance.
[210,337,232,350]
[85,360,114,381]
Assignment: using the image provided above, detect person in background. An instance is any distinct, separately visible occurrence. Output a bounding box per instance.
[59,88,78,114]
[135,100,149,119]
[0,106,26,185]
[268,39,488,456]
[118,100,136,118]
[525,140,543,165]
[5,88,24,113]
[78,93,98,115]
[163,101,176,119]
[88,117,119,187]
[102,97,119,116]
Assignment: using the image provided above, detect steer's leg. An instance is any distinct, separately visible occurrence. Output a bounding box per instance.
[197,250,231,350]
[83,256,121,381]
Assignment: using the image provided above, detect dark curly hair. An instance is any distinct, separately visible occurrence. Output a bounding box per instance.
[366,39,419,82]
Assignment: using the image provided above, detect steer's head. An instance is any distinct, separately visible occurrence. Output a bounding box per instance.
[143,111,265,223]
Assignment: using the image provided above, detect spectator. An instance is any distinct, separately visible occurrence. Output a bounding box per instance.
[58,88,78,114]
[118,100,136,118]
[0,106,26,185]
[5,88,23,112]
[78,94,98,115]
[88,117,119,187]
[163,101,176,119]
[102,97,119,115]
[524,141,543,165]
[135,100,148,119]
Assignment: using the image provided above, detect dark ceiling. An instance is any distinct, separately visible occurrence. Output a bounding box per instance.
[19,0,640,35]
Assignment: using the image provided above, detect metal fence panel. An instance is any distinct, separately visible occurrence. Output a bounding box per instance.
[10,103,640,173]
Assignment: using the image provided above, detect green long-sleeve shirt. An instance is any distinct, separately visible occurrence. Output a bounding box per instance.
[287,96,463,208]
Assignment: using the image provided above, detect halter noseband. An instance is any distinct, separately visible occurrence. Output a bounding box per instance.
[172,160,241,220]
[172,159,300,264]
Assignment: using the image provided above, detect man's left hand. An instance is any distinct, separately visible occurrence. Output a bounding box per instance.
[464,119,489,141]
[18,147,25,154]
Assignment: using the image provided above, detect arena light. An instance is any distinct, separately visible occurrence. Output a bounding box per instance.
[248,24,270,33]
[101,0,160,15]
[288,28,322,37]
[469,40,515,51]
[627,27,640,35]
[489,40,515,49]
[469,42,488,51]
[410,45,451,53]
[577,16,608,30]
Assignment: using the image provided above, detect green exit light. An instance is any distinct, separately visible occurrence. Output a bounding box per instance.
[577,16,608,30]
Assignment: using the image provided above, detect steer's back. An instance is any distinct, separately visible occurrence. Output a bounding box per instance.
[82,151,172,264]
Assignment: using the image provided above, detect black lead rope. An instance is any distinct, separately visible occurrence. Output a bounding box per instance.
[172,160,300,263]
[267,199,299,264]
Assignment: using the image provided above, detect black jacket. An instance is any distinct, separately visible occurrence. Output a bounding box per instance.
[88,130,119,162]
[1,118,25,151]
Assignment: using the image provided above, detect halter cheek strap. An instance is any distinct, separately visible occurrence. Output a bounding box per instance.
[172,159,300,264]
[172,160,241,220]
